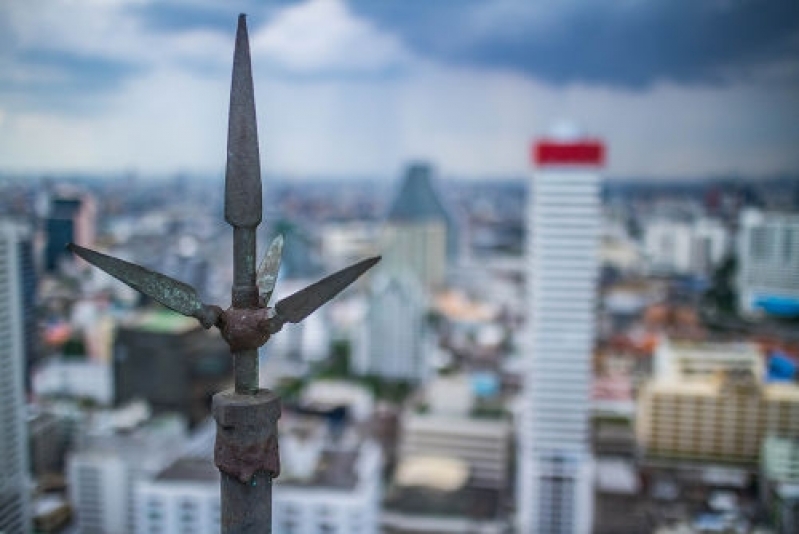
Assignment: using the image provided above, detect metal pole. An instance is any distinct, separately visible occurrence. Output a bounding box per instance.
[214,14,279,533]
[213,389,280,534]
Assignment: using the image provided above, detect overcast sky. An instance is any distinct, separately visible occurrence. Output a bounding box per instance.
[1,0,798,179]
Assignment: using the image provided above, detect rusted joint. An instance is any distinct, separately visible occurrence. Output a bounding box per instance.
[213,389,281,483]
[218,307,274,351]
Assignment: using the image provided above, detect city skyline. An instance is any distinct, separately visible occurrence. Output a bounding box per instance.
[1,0,798,179]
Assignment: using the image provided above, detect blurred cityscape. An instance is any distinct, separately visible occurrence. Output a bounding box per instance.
[1,151,798,533]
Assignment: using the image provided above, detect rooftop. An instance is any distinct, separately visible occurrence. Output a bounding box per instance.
[125,309,198,334]
[156,457,219,483]
[387,163,449,223]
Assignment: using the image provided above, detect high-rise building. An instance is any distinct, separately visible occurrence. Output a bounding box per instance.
[44,191,96,272]
[0,221,32,534]
[518,134,603,534]
[381,163,456,289]
[737,209,799,317]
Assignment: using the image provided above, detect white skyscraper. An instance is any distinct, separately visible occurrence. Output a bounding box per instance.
[0,221,32,534]
[518,135,603,533]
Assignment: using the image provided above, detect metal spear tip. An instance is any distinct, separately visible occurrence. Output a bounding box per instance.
[67,243,222,329]
[225,12,262,228]
[270,255,381,331]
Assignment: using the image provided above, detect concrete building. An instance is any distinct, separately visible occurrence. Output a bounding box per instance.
[353,273,428,382]
[637,368,799,465]
[653,337,763,380]
[518,135,603,533]
[135,458,220,534]
[0,221,32,534]
[643,217,728,276]
[398,376,511,490]
[67,410,186,534]
[114,309,231,426]
[761,436,799,534]
[44,191,97,272]
[380,163,455,289]
[33,358,113,405]
[272,411,382,534]
[382,456,508,534]
[737,209,799,317]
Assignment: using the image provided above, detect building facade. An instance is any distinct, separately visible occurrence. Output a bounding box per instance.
[114,309,231,426]
[67,412,186,534]
[518,136,603,533]
[135,458,220,534]
[737,209,799,317]
[643,217,728,276]
[0,221,32,534]
[354,273,428,382]
[637,371,799,465]
[44,191,96,272]
[380,162,455,289]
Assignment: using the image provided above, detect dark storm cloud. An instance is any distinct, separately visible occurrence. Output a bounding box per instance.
[349,0,799,88]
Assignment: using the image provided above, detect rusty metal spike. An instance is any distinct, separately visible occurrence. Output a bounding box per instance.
[67,243,221,328]
[270,256,381,332]
[225,13,262,229]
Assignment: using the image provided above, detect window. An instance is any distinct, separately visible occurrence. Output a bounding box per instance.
[750,227,768,259]
[783,227,794,262]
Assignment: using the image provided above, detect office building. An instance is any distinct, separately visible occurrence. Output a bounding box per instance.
[382,455,508,534]
[737,209,799,317]
[135,458,220,534]
[0,221,32,534]
[353,272,428,382]
[643,217,728,276]
[44,191,96,272]
[114,309,231,426]
[637,366,799,465]
[518,134,603,534]
[398,376,511,490]
[273,411,382,534]
[653,337,763,380]
[67,410,186,534]
[761,436,799,534]
[380,163,455,289]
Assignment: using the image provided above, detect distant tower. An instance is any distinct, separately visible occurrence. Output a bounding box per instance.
[381,163,456,289]
[0,221,32,534]
[44,191,97,272]
[518,133,603,533]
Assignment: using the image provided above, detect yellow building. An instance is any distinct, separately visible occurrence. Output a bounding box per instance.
[637,370,799,465]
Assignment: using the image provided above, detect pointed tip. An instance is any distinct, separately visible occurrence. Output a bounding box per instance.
[225,12,262,228]
[65,242,75,252]
[237,13,248,39]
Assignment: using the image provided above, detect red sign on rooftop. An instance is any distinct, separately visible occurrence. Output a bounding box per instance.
[533,139,605,167]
